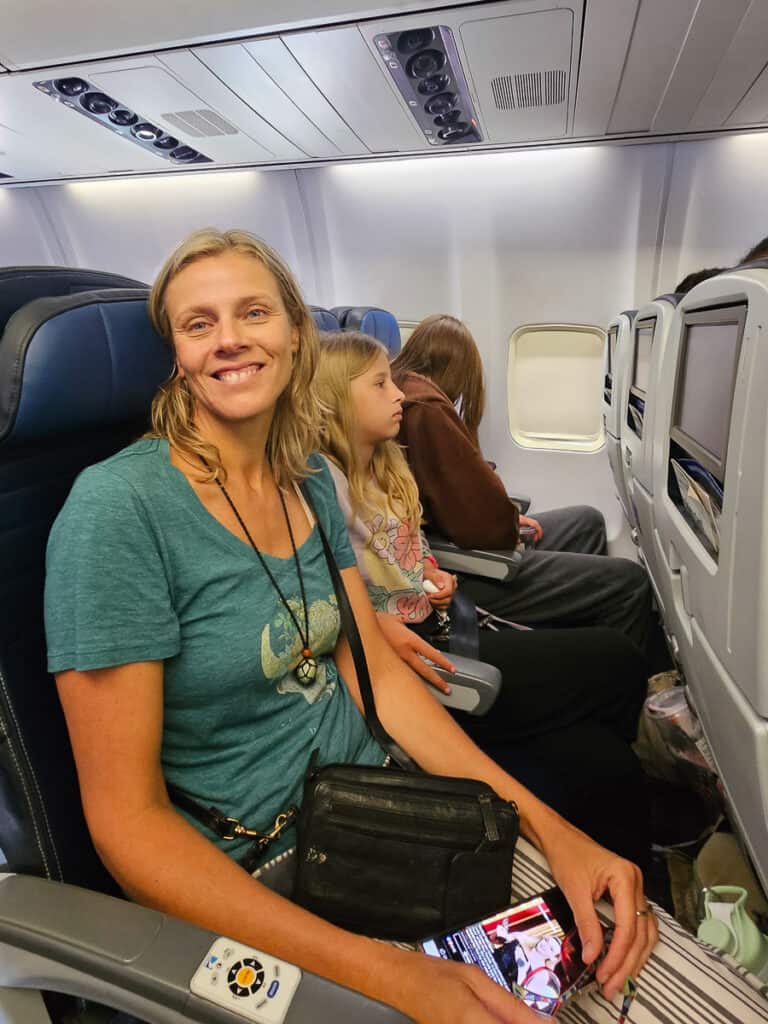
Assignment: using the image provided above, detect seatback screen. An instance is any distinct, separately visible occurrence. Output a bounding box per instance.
[632,326,653,393]
[607,327,617,374]
[675,323,741,465]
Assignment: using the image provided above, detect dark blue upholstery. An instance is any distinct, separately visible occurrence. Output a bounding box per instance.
[0,289,168,895]
[308,306,341,333]
[0,266,147,336]
[331,306,401,356]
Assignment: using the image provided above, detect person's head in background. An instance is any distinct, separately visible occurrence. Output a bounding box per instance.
[390,314,485,446]
[315,331,421,526]
[740,235,768,265]
[674,267,728,295]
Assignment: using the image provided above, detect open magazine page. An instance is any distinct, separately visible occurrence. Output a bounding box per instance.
[670,459,722,554]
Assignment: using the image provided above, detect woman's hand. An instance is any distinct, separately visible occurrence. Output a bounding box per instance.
[376,613,455,693]
[393,950,541,1024]
[539,820,658,1003]
[423,567,458,609]
[518,515,543,542]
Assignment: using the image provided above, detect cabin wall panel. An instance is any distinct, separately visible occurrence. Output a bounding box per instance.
[658,133,768,291]
[0,188,67,265]
[22,171,318,296]
[296,144,669,536]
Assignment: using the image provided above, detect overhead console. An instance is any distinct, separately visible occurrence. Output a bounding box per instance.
[0,0,583,183]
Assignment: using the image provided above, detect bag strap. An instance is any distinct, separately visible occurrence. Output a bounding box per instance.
[301,482,418,772]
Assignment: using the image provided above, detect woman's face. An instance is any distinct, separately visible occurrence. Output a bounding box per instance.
[349,351,405,448]
[164,251,299,431]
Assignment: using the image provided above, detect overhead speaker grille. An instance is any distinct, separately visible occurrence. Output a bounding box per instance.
[490,69,567,110]
[161,109,238,138]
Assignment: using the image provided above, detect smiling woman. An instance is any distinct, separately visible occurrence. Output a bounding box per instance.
[45,227,657,1024]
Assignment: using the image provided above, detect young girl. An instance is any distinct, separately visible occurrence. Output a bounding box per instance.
[46,231,654,1024]
[316,331,652,868]
[390,315,654,652]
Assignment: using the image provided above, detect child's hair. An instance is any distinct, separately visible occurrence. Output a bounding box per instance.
[390,313,485,444]
[391,309,487,442]
[315,331,422,526]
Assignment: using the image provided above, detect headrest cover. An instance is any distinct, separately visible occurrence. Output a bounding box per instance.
[0,289,172,444]
[653,293,683,308]
[333,306,401,355]
[620,309,638,322]
[309,306,341,332]
[0,266,148,335]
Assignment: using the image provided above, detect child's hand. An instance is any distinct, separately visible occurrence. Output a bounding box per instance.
[423,569,457,609]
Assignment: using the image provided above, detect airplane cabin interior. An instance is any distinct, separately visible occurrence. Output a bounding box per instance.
[3,1,768,1022]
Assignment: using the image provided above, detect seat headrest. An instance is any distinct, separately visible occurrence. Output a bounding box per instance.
[309,306,341,332]
[0,289,172,445]
[0,266,147,336]
[332,306,401,355]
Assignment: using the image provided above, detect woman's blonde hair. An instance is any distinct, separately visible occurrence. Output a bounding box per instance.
[146,227,320,486]
[390,313,485,445]
[315,332,422,527]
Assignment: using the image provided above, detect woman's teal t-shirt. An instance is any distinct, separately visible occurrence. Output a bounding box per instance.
[45,439,385,865]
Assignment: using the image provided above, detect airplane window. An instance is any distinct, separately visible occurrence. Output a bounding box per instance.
[507,324,605,452]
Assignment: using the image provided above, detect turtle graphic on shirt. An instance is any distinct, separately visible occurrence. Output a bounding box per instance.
[261,594,340,704]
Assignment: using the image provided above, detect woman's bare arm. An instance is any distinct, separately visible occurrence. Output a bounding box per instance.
[334,566,658,999]
[56,661,539,1024]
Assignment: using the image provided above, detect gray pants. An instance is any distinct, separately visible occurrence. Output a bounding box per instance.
[460,505,653,651]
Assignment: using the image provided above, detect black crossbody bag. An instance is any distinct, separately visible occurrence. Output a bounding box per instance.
[169,488,519,942]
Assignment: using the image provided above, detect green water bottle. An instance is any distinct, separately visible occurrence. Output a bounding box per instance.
[698,885,768,979]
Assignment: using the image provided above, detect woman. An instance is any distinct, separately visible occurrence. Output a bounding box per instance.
[390,315,654,652]
[315,331,651,867]
[45,229,655,1024]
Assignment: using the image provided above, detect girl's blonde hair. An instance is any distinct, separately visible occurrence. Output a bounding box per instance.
[146,227,320,486]
[390,313,485,445]
[315,332,422,527]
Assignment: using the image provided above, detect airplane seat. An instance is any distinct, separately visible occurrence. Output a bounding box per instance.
[618,293,682,617]
[650,260,768,894]
[603,310,637,534]
[0,266,147,335]
[331,306,401,356]
[308,305,341,333]
[0,287,416,1023]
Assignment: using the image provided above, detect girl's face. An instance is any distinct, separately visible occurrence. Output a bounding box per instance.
[349,351,405,448]
[164,251,299,431]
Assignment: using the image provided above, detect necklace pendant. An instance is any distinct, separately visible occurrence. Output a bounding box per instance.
[296,653,318,686]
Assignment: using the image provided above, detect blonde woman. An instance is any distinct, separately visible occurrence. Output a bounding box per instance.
[46,230,655,1024]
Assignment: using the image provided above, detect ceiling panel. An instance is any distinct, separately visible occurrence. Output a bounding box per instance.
[652,0,751,133]
[244,38,366,155]
[608,0,698,134]
[689,0,768,130]
[727,65,768,127]
[284,26,424,153]
[0,1,440,70]
[572,0,638,138]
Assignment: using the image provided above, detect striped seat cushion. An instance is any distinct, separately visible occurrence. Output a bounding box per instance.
[510,838,768,1023]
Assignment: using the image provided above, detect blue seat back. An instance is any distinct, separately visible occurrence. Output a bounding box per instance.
[0,266,147,336]
[0,288,169,894]
[332,306,401,355]
[308,306,341,333]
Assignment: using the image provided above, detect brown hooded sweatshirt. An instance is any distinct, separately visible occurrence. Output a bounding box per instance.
[395,371,520,550]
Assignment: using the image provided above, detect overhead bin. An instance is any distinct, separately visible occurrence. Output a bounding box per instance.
[195,40,366,159]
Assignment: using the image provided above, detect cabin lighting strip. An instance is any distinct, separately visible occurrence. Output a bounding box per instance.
[33,77,213,165]
[374,26,481,146]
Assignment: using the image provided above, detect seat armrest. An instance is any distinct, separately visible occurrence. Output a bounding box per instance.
[0,873,409,1023]
[427,537,522,582]
[509,494,531,514]
[427,654,501,716]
